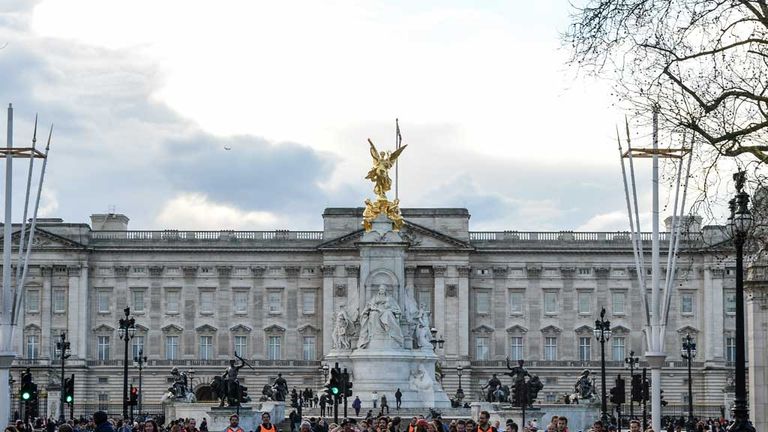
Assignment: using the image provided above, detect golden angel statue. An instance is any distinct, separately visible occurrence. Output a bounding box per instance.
[365,138,407,200]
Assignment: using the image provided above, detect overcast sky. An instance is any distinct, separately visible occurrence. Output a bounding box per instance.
[0,0,686,231]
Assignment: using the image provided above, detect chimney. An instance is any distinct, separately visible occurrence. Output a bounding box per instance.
[90,213,129,231]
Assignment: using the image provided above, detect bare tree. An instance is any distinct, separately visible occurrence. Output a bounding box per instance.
[564,0,768,163]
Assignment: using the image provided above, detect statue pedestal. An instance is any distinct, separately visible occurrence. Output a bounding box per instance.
[163,402,284,432]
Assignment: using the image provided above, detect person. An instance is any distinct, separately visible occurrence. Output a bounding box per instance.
[226,415,244,432]
[504,421,518,432]
[628,421,641,432]
[257,413,277,432]
[456,421,467,432]
[199,419,208,432]
[408,418,418,432]
[556,417,567,432]
[5,427,18,432]
[300,422,312,432]
[591,421,604,432]
[353,396,362,416]
[394,389,402,410]
[320,394,328,417]
[186,419,199,432]
[93,412,115,432]
[372,391,378,408]
[59,425,73,432]
[290,410,301,432]
[144,421,160,432]
[477,411,495,432]
[381,394,390,414]
[313,394,319,408]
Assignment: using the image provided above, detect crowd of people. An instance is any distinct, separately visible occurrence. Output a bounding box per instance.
[3,408,739,432]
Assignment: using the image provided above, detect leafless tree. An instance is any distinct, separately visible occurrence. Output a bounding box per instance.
[565,0,768,160]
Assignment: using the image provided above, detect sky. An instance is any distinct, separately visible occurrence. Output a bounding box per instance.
[0,0,689,231]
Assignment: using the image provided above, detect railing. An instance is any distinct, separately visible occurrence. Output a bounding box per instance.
[86,359,323,367]
[91,230,324,241]
[468,231,697,242]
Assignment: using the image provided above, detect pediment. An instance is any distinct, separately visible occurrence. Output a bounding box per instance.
[3,227,86,250]
[677,325,699,335]
[134,324,149,332]
[506,325,528,334]
[230,324,252,333]
[92,324,114,333]
[195,324,218,333]
[574,325,593,334]
[317,221,473,251]
[612,325,631,334]
[162,324,183,333]
[472,325,495,334]
[298,324,320,334]
[24,323,41,332]
[540,325,562,334]
[264,324,286,333]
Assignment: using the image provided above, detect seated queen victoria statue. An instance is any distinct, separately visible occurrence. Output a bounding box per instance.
[357,284,404,349]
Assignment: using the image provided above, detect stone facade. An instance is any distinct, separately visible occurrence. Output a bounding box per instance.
[4,209,739,418]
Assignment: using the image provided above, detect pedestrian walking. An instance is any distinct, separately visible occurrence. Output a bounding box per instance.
[371,391,378,409]
[353,396,362,416]
[381,395,390,414]
[394,389,402,410]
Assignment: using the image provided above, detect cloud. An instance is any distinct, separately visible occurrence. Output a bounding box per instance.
[155,193,279,230]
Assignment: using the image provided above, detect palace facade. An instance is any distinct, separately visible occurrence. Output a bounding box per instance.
[6,208,738,418]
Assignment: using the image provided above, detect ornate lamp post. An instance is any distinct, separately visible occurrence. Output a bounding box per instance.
[134,349,147,419]
[594,307,612,424]
[55,332,71,423]
[456,366,465,403]
[117,307,136,420]
[321,364,329,383]
[429,327,445,350]
[681,334,697,431]
[625,350,640,419]
[727,171,755,432]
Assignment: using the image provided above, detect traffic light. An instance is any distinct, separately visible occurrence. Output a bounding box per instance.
[631,374,643,402]
[610,375,625,405]
[326,366,341,400]
[341,368,353,398]
[660,389,668,407]
[642,378,650,402]
[19,369,37,402]
[129,385,138,406]
[63,374,75,404]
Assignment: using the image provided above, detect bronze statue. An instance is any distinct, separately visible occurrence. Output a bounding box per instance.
[212,353,253,406]
[366,139,407,200]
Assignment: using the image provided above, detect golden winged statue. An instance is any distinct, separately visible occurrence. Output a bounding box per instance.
[362,138,407,232]
[365,138,407,200]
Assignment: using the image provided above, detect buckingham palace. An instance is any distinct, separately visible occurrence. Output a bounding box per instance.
[4,207,745,418]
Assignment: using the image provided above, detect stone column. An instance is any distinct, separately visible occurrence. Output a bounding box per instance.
[492,266,508,358]
[746,257,768,432]
[40,267,52,358]
[67,266,82,358]
[251,266,266,358]
[704,266,725,363]
[285,266,301,359]
[433,266,447,337]
[457,266,470,358]
[321,265,336,355]
[345,265,360,317]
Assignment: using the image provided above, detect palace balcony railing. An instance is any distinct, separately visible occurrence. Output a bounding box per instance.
[90,230,324,242]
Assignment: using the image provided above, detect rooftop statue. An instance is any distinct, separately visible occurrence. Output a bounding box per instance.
[363,139,406,232]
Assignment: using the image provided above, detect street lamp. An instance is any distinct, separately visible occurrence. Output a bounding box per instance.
[134,349,147,419]
[625,350,640,419]
[727,171,755,432]
[456,366,465,403]
[321,364,329,383]
[117,307,136,420]
[681,334,697,431]
[429,327,445,350]
[594,307,612,424]
[55,332,71,423]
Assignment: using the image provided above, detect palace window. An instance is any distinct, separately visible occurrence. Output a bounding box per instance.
[268,291,283,314]
[612,337,625,361]
[200,291,214,314]
[476,291,491,314]
[26,334,39,359]
[579,337,591,361]
[544,337,557,361]
[509,291,524,315]
[97,290,110,313]
[303,336,316,360]
[233,291,248,314]
[475,336,490,360]
[681,293,694,314]
[544,292,558,314]
[98,393,109,411]
[302,291,316,315]
[97,336,110,360]
[612,292,626,314]
[26,290,40,313]
[726,337,736,363]
[234,336,248,357]
[578,292,591,315]
[166,290,180,314]
[267,336,282,360]
[132,290,145,313]
[165,335,179,360]
[132,336,144,359]
[509,336,524,361]
[725,291,736,315]
[53,289,66,313]
[199,335,213,360]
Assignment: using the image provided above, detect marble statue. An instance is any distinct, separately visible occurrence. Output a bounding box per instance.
[414,304,432,349]
[332,304,353,350]
[409,364,435,407]
[357,284,404,348]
